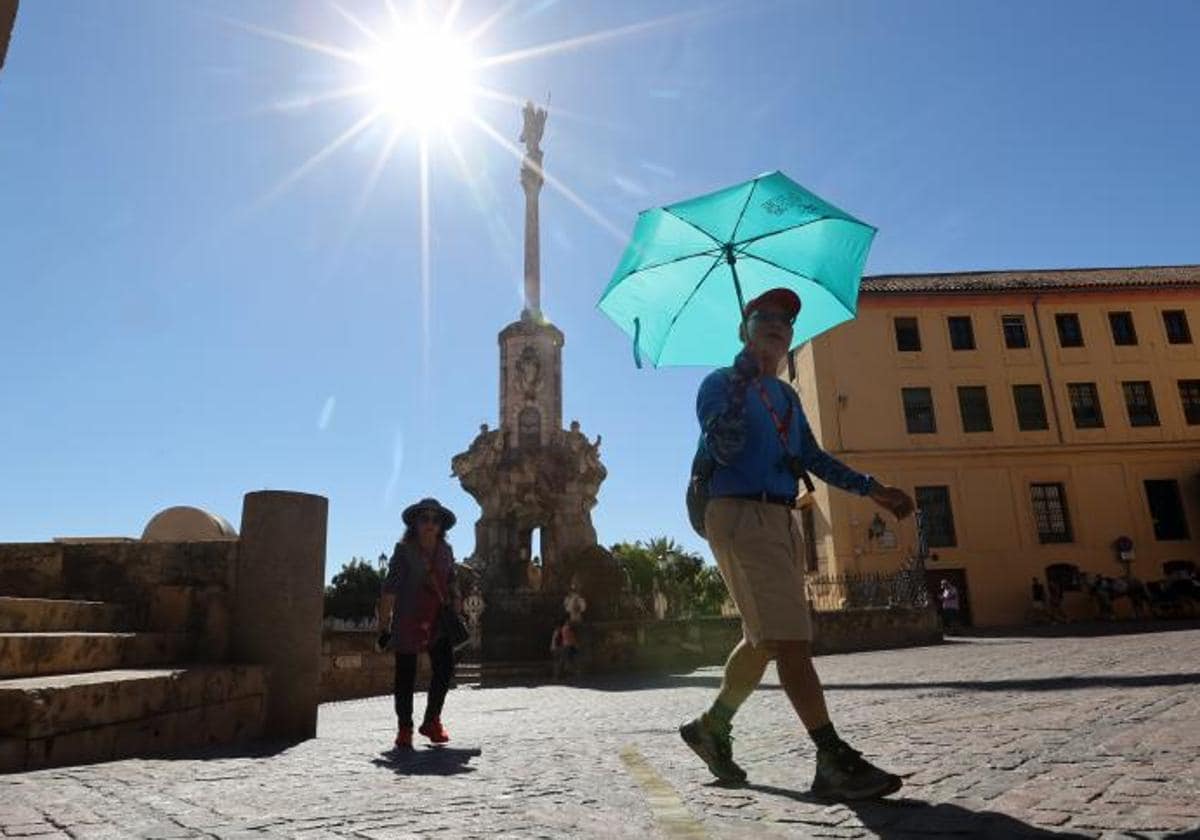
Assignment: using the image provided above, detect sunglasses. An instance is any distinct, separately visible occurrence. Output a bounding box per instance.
[749,310,796,326]
[416,512,441,525]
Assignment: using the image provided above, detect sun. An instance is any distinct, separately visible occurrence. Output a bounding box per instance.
[360,21,477,131]
[227,2,706,368]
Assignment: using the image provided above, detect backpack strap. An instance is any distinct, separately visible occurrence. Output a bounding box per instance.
[776,380,816,494]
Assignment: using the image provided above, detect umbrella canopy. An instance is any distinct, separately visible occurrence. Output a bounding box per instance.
[598,170,876,367]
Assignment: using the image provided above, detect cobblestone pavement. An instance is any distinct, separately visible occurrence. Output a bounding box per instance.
[3,628,1199,839]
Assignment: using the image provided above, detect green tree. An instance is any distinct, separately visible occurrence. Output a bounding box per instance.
[693,565,729,616]
[323,556,385,621]
[611,537,726,618]
[611,541,656,598]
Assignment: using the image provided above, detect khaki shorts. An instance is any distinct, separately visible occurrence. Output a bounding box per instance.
[705,497,812,646]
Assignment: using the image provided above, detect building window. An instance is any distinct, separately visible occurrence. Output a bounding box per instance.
[1002,315,1029,349]
[893,317,921,352]
[1013,384,1049,431]
[902,387,936,434]
[1055,313,1084,348]
[947,316,975,350]
[1144,480,1190,541]
[1179,379,1200,425]
[1030,483,1072,543]
[1163,310,1192,344]
[1122,381,1160,427]
[957,386,993,432]
[915,486,957,547]
[1067,382,1104,429]
[1108,311,1138,346]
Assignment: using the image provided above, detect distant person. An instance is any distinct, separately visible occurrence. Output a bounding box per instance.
[1030,577,1047,622]
[680,288,915,801]
[939,579,961,630]
[377,498,460,750]
[550,615,579,679]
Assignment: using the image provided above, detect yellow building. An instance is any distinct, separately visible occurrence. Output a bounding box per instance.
[789,265,1200,626]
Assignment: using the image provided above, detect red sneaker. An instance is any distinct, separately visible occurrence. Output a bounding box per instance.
[418,719,450,744]
[394,726,413,750]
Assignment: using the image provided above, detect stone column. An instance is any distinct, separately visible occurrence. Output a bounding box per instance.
[233,490,328,741]
[522,157,542,316]
[519,100,547,319]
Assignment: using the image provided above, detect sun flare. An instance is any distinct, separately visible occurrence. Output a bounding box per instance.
[360,22,477,131]
[227,1,702,369]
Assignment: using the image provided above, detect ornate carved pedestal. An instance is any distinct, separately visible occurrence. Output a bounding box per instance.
[449,103,627,667]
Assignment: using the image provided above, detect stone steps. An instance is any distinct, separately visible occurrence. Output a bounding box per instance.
[0,596,132,632]
[0,632,189,679]
[0,666,266,773]
[455,660,481,687]
[478,660,552,684]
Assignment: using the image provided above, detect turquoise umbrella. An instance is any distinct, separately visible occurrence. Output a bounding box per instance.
[598,170,876,367]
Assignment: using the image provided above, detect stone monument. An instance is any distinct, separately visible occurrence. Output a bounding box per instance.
[451,103,624,660]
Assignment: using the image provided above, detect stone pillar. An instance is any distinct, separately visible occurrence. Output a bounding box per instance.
[518,100,547,319]
[233,490,328,741]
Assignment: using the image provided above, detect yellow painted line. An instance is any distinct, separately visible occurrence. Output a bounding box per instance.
[619,745,709,840]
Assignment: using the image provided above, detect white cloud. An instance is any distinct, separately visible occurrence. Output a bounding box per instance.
[318,396,336,431]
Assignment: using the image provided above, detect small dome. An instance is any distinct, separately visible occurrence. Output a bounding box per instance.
[142,506,237,541]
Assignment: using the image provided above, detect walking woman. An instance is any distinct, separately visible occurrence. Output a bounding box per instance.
[377,497,460,749]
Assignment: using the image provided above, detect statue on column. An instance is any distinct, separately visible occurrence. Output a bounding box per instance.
[520,100,547,159]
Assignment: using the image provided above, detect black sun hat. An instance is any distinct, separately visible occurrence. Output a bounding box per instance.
[402,497,457,530]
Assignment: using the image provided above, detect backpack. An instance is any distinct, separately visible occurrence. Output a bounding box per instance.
[686,373,813,539]
[685,443,716,538]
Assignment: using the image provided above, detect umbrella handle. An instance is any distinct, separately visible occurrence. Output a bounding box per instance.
[725,245,747,315]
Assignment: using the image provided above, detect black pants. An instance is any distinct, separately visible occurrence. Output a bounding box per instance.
[394,637,455,727]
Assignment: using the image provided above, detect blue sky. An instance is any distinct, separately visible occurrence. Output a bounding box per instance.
[2,1,1198,581]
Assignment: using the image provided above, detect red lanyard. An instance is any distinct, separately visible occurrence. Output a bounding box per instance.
[754,379,793,449]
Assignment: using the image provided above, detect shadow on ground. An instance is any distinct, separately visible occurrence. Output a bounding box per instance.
[745,784,1093,838]
[953,618,1200,639]
[565,670,1200,694]
[132,739,301,763]
[821,672,1200,693]
[371,746,481,776]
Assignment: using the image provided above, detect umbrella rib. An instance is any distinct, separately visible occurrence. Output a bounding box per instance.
[627,247,723,277]
[733,215,871,250]
[737,252,855,311]
[661,208,725,248]
[663,253,725,340]
[728,177,761,244]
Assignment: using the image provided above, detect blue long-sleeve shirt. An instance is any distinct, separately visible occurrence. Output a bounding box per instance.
[696,366,873,499]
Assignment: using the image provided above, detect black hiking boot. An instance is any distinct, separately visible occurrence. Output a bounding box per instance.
[679,715,747,784]
[810,743,902,801]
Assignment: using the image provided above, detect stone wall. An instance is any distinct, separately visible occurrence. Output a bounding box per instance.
[319,631,429,703]
[812,606,942,655]
[1,489,329,768]
[0,540,236,662]
[298,609,942,703]
[584,607,942,674]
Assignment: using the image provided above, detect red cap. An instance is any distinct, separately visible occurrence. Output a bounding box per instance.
[743,287,801,319]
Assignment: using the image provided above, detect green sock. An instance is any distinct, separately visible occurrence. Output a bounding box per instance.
[704,699,737,732]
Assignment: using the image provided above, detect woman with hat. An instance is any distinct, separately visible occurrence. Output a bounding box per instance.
[377,497,460,749]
